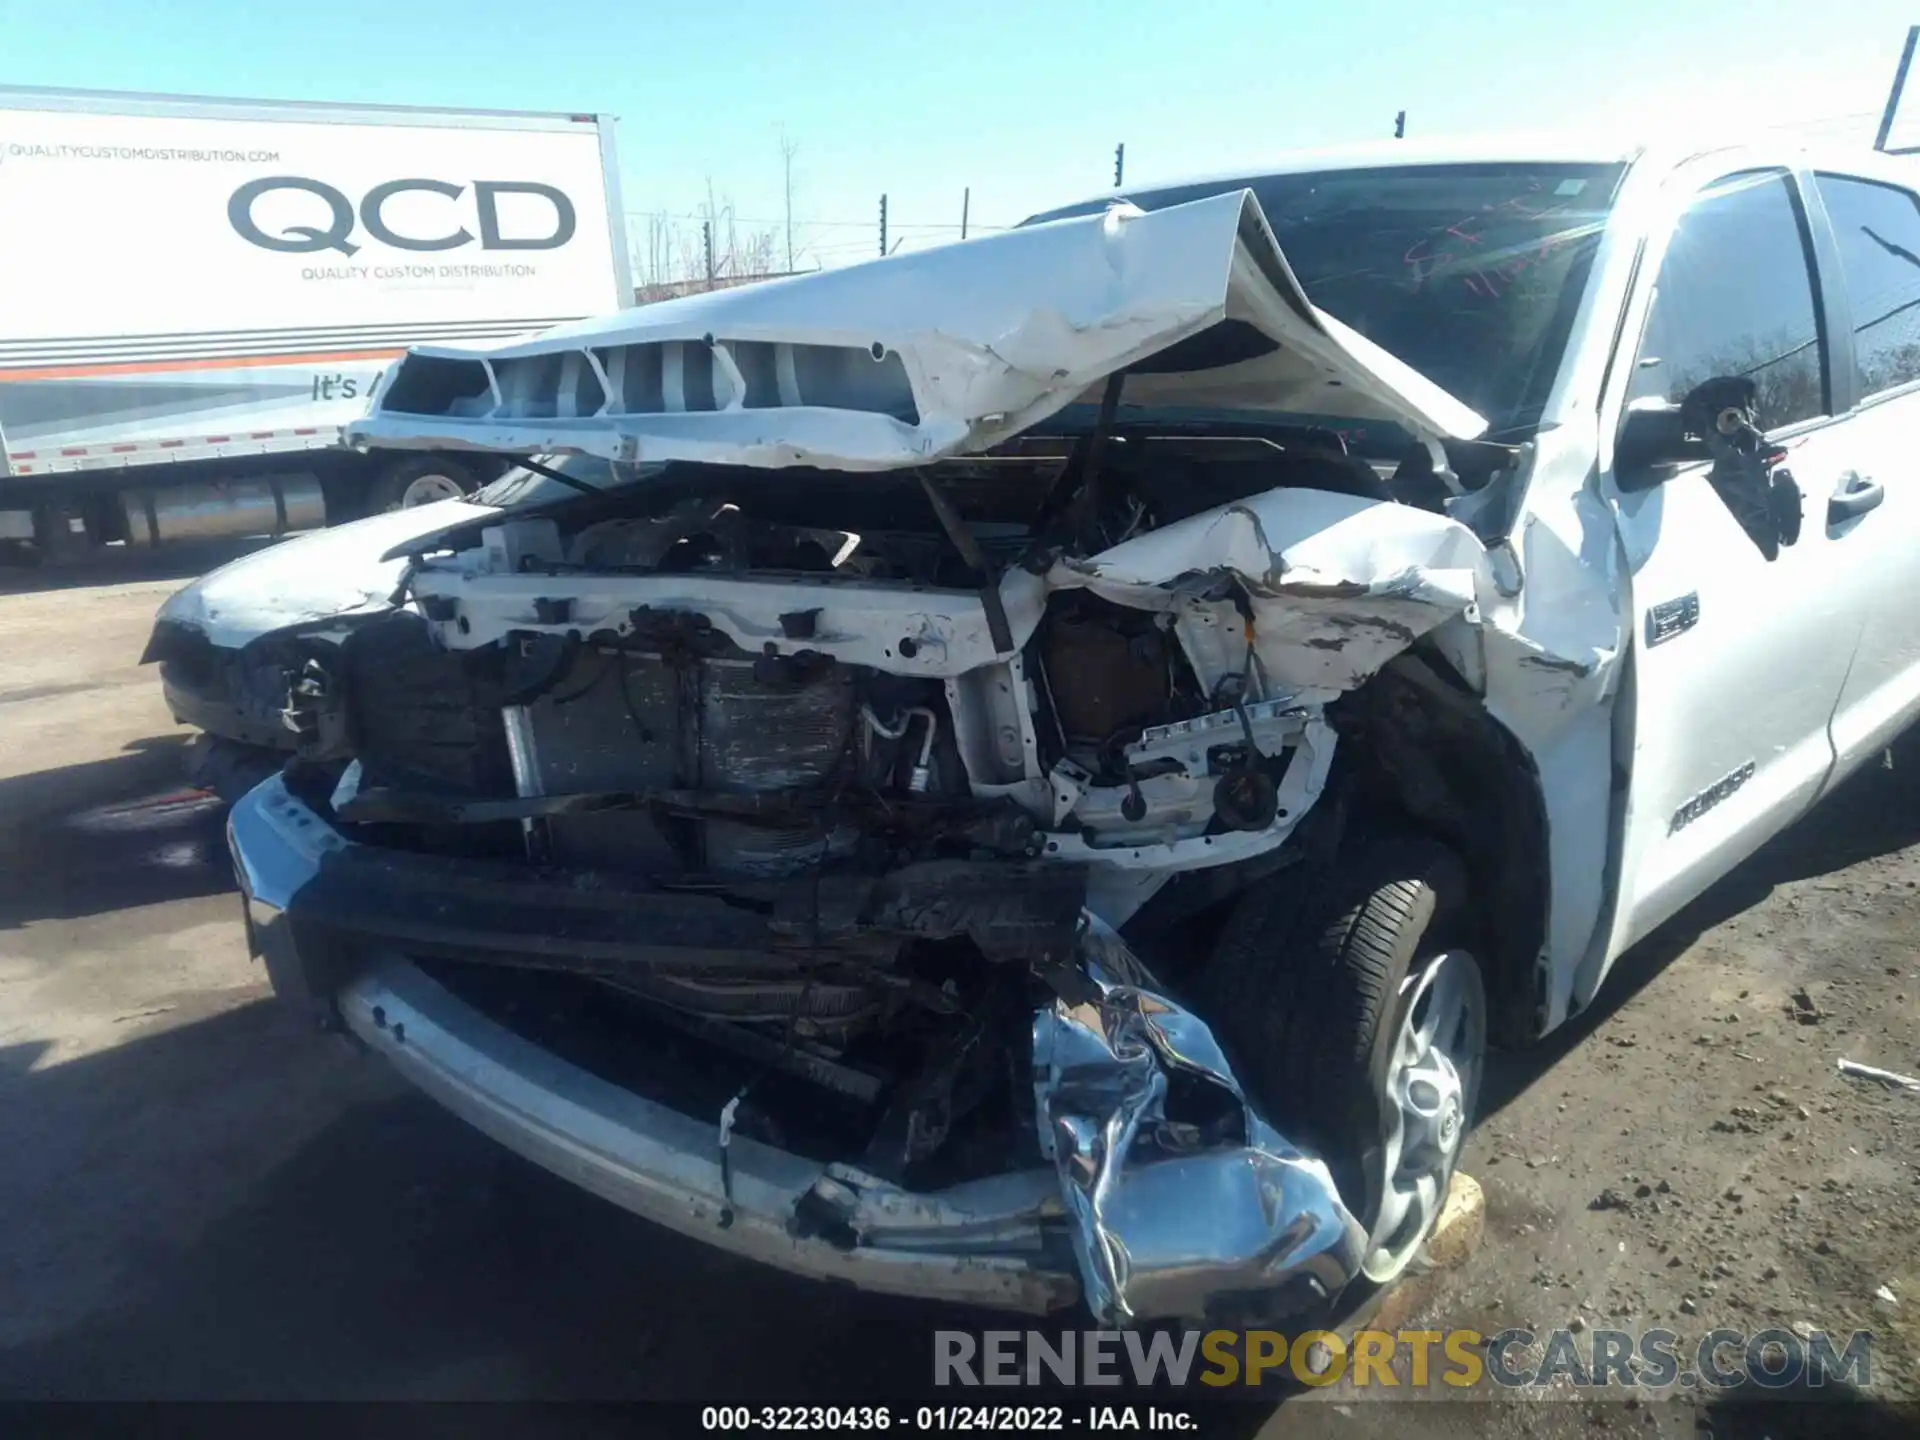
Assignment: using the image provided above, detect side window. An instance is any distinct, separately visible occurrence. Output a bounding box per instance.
[1813,173,1920,401]
[1629,171,1827,430]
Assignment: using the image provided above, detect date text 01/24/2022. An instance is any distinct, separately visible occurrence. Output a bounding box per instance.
[700,1406,1198,1431]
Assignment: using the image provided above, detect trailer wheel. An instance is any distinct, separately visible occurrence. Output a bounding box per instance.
[369,456,476,512]
[1200,835,1486,1285]
[30,502,93,562]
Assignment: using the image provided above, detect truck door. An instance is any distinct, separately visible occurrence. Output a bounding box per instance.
[1603,167,1867,955]
[1807,170,1920,771]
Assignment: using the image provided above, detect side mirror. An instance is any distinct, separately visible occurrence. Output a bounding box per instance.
[1616,377,1801,561]
[1613,397,1703,490]
[1678,376,1799,562]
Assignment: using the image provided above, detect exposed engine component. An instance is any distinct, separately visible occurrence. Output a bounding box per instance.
[503,643,862,879]
[859,703,938,793]
[1037,592,1180,761]
[570,501,862,575]
[286,612,514,796]
[566,501,952,583]
[1023,591,1306,847]
[701,656,856,791]
[1051,698,1309,845]
[1213,764,1280,832]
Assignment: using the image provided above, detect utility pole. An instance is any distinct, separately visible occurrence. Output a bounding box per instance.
[779,130,799,272]
[879,194,888,258]
[1114,142,1125,187]
[703,220,714,284]
[1877,26,1919,153]
[961,186,970,241]
[1393,110,1406,139]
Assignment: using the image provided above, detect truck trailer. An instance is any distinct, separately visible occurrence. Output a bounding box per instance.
[0,85,630,556]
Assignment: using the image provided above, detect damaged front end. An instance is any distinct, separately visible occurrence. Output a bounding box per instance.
[237,764,1363,1321]
[230,189,1507,1323]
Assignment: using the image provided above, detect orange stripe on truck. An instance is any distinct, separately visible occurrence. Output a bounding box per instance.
[0,347,406,381]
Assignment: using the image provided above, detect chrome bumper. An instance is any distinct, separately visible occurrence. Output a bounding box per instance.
[227,775,1081,1314]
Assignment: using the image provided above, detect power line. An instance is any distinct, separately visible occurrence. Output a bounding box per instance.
[1756,108,1880,135]
[626,210,1004,232]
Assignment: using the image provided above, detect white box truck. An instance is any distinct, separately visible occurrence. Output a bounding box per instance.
[0,85,630,556]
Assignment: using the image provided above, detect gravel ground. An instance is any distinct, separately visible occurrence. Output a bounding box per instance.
[1364,729,1920,1437]
[0,547,1914,1438]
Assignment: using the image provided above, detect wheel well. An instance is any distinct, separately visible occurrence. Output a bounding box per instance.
[1331,647,1550,1047]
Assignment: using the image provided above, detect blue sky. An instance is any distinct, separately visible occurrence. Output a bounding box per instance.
[4,0,1915,278]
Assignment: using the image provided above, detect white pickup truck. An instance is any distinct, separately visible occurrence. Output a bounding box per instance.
[177,137,1920,1326]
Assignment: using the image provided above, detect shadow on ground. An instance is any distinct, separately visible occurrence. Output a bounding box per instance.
[1691,1381,1920,1440]
[0,998,1002,1401]
[0,734,233,929]
[0,536,280,596]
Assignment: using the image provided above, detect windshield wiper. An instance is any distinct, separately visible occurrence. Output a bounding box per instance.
[514,456,606,499]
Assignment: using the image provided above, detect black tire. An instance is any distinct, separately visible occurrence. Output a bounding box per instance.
[1199,835,1476,1241]
[366,455,477,513]
[30,503,90,562]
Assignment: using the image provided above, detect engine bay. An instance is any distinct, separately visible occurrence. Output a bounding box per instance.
[270,426,1496,1189]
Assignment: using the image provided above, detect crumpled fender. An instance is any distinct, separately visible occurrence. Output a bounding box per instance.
[1048,487,1491,694]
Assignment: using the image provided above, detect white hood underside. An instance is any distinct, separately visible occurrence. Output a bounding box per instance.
[347,191,1485,472]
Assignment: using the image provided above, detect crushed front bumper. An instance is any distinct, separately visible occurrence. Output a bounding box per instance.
[229,774,1081,1312]
[228,774,1363,1320]
[339,962,1080,1312]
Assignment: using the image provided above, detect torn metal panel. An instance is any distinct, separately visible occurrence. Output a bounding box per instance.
[1032,919,1364,1325]
[348,192,1486,473]
[1055,487,1491,694]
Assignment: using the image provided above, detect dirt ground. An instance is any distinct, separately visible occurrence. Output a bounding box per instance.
[0,546,1914,1436]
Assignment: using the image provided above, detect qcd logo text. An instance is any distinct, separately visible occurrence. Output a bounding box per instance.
[228,176,576,257]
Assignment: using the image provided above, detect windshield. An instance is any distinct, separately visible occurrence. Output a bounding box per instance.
[472,452,631,507]
[1026,162,1626,440]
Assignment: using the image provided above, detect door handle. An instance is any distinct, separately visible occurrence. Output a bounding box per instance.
[1829,474,1885,525]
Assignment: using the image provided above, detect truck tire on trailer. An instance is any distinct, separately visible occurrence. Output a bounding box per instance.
[28,502,91,563]
[368,456,478,512]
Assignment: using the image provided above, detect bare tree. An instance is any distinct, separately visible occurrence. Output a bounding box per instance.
[740,228,779,278]
[779,128,799,273]
[634,211,679,292]
[628,145,809,304]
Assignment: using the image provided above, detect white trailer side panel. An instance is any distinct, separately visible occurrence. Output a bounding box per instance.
[0,90,628,477]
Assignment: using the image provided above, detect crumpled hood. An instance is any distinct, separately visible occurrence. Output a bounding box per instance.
[151,498,494,650]
[347,190,1486,472]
